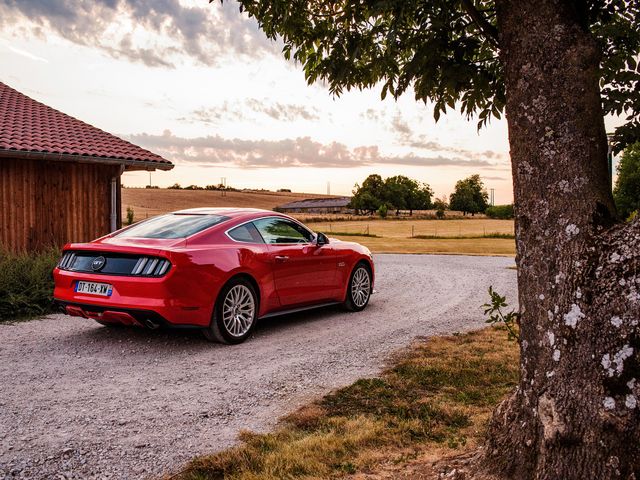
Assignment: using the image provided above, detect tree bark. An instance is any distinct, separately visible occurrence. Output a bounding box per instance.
[483,1,640,478]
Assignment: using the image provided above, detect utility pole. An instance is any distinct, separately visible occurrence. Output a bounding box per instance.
[327,181,330,195]
[221,177,227,197]
[606,133,614,190]
[148,171,152,188]
[490,188,495,206]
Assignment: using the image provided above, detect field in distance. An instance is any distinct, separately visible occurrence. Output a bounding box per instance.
[307,218,516,256]
[121,188,515,256]
[121,188,329,222]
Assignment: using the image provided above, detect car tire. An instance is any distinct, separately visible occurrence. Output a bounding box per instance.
[344,262,372,312]
[203,278,259,344]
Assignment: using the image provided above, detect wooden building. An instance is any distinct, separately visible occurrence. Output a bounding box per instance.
[0,82,173,251]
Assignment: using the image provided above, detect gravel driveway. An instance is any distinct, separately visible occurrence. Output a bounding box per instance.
[0,254,516,479]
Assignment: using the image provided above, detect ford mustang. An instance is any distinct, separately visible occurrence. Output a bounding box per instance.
[53,208,374,343]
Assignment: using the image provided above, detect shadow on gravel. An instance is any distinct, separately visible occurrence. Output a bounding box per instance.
[254,305,346,334]
[60,321,212,349]
[58,304,349,349]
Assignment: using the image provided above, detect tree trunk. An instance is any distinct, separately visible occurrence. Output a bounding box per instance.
[483,1,640,478]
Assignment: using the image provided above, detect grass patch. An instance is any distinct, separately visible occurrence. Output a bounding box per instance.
[307,219,516,255]
[413,233,515,240]
[170,327,519,480]
[0,247,60,322]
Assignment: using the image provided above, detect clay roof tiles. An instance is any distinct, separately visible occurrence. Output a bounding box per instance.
[0,82,172,169]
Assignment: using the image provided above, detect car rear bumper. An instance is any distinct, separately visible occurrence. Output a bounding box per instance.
[53,267,214,327]
[54,301,203,329]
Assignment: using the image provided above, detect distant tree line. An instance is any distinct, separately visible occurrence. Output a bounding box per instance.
[350,174,434,216]
[166,183,239,192]
[351,173,514,218]
[448,174,489,216]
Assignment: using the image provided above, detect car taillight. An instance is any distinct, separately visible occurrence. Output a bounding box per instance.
[131,257,172,276]
[57,251,171,277]
[58,252,76,269]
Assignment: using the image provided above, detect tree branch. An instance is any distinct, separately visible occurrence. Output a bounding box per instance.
[459,0,499,47]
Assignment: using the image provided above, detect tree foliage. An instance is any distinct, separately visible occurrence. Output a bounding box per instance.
[613,141,640,219]
[351,174,433,215]
[485,204,514,219]
[223,0,640,147]
[449,174,489,216]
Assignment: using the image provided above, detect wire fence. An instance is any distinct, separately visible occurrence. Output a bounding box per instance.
[321,222,515,239]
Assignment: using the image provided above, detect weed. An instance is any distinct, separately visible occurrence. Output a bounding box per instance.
[0,247,60,322]
[170,328,519,480]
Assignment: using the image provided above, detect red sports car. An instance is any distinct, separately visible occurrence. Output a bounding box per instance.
[53,208,374,343]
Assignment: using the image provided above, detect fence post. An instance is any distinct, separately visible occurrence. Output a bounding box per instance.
[411,225,414,238]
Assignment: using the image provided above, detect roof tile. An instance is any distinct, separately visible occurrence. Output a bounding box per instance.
[0,82,172,167]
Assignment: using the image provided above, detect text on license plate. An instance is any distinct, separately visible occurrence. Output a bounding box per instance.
[75,281,113,297]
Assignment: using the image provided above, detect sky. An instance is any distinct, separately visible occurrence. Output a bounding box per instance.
[0,0,621,203]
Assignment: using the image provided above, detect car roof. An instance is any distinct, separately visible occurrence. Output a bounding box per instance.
[172,207,283,220]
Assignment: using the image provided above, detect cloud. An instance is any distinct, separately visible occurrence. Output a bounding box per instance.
[245,99,320,121]
[0,0,279,67]
[390,113,508,164]
[482,175,509,181]
[178,99,320,124]
[360,108,384,121]
[127,130,499,169]
[4,44,49,63]
[391,115,413,136]
[177,103,245,125]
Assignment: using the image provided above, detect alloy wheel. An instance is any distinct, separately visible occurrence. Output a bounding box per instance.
[222,284,256,337]
[351,267,371,308]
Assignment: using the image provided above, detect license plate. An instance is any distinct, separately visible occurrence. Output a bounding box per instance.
[75,281,113,297]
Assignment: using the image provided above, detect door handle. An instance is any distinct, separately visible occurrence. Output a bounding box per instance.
[274,255,289,263]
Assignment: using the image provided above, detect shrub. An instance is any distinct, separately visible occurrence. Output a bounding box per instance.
[436,208,446,219]
[485,204,514,219]
[167,183,182,189]
[0,247,60,322]
[628,210,638,223]
[126,206,135,225]
[377,204,388,218]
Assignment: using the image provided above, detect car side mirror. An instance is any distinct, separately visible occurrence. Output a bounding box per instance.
[314,232,329,246]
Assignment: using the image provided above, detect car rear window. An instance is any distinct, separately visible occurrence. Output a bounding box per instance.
[227,223,265,243]
[116,214,229,239]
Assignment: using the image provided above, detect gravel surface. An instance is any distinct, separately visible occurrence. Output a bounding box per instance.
[0,254,516,480]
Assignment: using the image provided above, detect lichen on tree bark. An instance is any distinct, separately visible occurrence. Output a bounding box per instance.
[482,1,640,478]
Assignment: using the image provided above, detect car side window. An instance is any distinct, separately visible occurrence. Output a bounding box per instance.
[227,222,265,243]
[253,218,313,245]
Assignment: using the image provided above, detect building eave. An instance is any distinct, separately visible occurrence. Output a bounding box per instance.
[0,149,174,171]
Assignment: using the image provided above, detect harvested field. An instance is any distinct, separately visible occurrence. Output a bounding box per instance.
[119,189,515,255]
[121,188,329,222]
[307,219,516,256]
[308,219,515,238]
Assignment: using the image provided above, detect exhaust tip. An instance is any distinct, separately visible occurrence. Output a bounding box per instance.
[145,319,161,330]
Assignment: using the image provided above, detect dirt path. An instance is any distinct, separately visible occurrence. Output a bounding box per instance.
[0,254,516,479]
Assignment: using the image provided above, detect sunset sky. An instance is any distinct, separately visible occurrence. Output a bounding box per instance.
[0,0,622,203]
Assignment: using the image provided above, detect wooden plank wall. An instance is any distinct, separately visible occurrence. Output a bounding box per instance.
[0,158,121,251]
